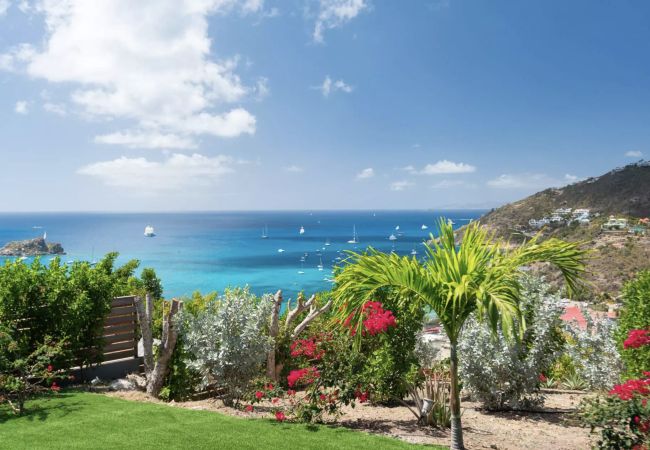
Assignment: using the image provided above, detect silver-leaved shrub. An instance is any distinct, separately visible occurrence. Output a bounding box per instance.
[178,287,273,405]
[458,276,564,410]
[564,309,621,390]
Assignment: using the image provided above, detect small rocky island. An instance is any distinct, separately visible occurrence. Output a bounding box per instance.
[0,237,65,257]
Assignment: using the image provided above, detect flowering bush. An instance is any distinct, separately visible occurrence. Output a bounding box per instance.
[617,271,650,379]
[580,372,650,449]
[459,276,564,410]
[178,287,274,406]
[0,328,67,415]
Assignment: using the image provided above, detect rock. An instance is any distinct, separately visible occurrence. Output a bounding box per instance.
[0,237,65,257]
[109,378,136,391]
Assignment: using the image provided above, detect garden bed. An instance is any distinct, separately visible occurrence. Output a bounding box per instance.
[108,389,594,449]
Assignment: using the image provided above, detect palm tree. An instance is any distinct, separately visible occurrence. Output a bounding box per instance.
[332,219,586,450]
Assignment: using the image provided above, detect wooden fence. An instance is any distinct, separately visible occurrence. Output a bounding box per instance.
[101,296,139,363]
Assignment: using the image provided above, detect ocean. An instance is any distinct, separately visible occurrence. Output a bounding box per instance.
[0,210,484,300]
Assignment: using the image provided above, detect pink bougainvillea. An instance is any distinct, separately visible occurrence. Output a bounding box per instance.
[609,372,650,400]
[290,338,325,360]
[624,329,650,350]
[343,301,397,336]
[287,367,320,388]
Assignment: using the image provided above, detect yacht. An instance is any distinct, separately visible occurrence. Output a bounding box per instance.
[389,233,397,241]
[325,238,331,246]
[317,257,324,271]
[299,226,305,235]
[278,248,285,253]
[144,226,156,237]
[347,225,359,244]
[421,224,428,230]
[261,224,269,239]
[411,249,418,256]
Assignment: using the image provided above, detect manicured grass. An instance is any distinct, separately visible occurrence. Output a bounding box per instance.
[0,391,445,450]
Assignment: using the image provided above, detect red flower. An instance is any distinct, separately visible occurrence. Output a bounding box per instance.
[47,365,53,372]
[255,391,264,400]
[275,411,286,422]
[287,367,320,388]
[354,388,369,403]
[609,373,650,400]
[319,394,327,402]
[272,397,279,404]
[50,382,60,392]
[539,374,547,382]
[287,389,296,396]
[624,329,650,349]
[245,405,254,412]
[266,384,274,391]
[361,301,397,335]
[290,338,325,360]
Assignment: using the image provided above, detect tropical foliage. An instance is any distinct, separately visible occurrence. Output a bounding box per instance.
[616,270,650,379]
[459,276,564,410]
[331,219,586,450]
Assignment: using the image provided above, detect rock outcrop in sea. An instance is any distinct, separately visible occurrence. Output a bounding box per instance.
[0,237,65,257]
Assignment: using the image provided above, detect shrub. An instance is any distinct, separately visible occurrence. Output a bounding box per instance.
[458,276,564,410]
[178,287,273,406]
[0,327,66,415]
[617,271,650,379]
[564,309,621,390]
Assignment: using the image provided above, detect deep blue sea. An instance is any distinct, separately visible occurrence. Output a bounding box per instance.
[0,211,484,299]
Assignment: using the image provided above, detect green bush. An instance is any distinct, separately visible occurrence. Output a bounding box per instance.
[617,270,650,379]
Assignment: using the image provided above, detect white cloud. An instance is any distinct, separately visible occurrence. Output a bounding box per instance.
[356,167,374,179]
[487,173,576,189]
[94,131,197,150]
[1,0,262,149]
[42,102,66,116]
[0,0,9,16]
[625,150,643,158]
[78,153,234,192]
[284,165,303,173]
[318,76,353,97]
[313,0,369,43]
[405,160,476,175]
[14,100,28,114]
[390,180,414,191]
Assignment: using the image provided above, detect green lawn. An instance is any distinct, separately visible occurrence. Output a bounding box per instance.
[0,391,444,450]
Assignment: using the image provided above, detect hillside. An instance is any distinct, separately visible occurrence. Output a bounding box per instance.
[476,161,650,300]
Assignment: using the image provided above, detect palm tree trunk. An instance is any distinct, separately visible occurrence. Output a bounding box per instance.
[449,341,464,450]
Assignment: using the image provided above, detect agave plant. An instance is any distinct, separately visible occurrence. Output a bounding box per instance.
[332,218,587,450]
[562,372,588,391]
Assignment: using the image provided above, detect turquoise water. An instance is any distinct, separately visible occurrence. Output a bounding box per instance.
[0,211,484,299]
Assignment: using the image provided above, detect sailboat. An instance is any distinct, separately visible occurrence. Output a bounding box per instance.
[324,238,331,246]
[347,225,359,244]
[395,225,400,231]
[298,259,305,275]
[43,231,47,240]
[317,257,324,271]
[411,249,418,256]
[277,248,285,253]
[421,224,428,230]
[389,233,397,241]
[299,226,305,235]
[261,224,269,239]
[144,225,155,237]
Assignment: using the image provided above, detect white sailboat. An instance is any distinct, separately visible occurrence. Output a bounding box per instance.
[261,224,269,239]
[317,257,324,271]
[324,238,331,246]
[144,226,155,237]
[347,225,359,244]
[389,233,397,241]
[43,231,47,240]
[395,225,400,231]
[299,226,305,235]
[421,224,428,230]
[411,249,418,256]
[298,259,305,275]
[278,248,285,253]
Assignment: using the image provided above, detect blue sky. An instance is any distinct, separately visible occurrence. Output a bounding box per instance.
[0,0,648,212]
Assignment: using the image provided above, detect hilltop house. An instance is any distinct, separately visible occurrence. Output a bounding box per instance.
[601,215,628,231]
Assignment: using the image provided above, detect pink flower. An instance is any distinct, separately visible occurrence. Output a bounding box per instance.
[47,365,53,372]
[266,384,274,391]
[272,397,279,404]
[51,382,60,392]
[319,394,327,402]
[275,411,286,422]
[539,374,547,382]
[287,367,320,388]
[624,329,650,349]
[287,389,296,396]
[245,405,254,412]
[255,391,264,400]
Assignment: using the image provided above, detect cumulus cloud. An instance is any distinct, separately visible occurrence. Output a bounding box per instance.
[42,102,66,116]
[390,180,414,191]
[487,173,579,189]
[14,100,28,114]
[0,0,9,16]
[284,165,303,173]
[78,153,235,192]
[406,160,476,175]
[356,167,374,179]
[313,0,369,43]
[1,0,263,149]
[625,150,643,158]
[318,76,353,97]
